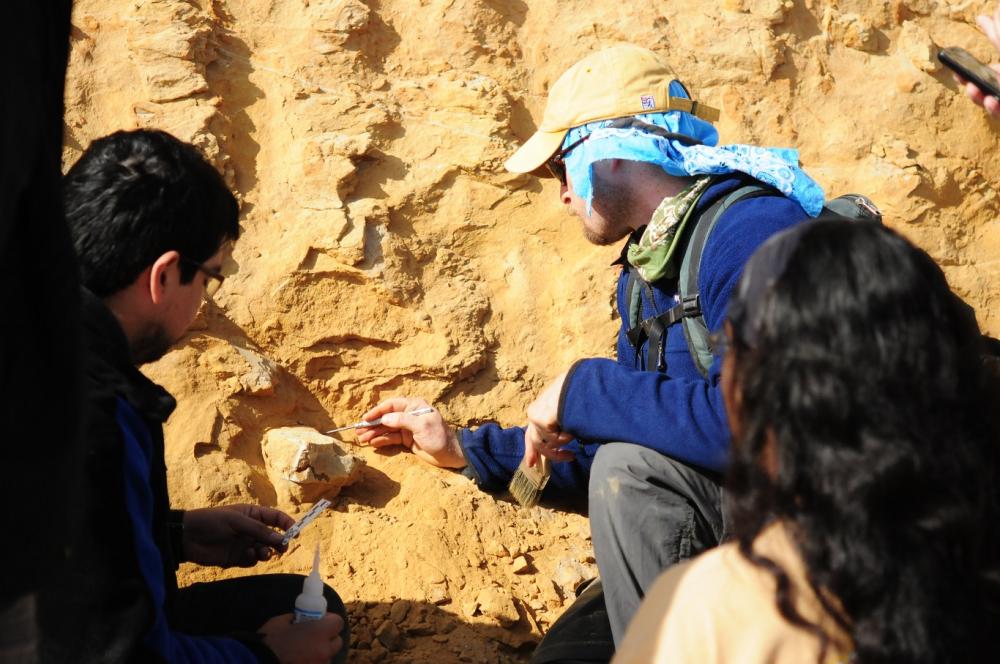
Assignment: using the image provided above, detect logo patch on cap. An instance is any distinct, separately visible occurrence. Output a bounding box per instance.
[640,94,655,110]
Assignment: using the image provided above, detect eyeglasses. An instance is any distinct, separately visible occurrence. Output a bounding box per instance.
[180,257,225,299]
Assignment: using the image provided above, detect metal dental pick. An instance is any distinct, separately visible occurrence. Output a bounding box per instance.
[281,498,332,547]
[324,406,435,434]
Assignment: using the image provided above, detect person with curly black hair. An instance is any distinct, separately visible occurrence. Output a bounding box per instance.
[614,217,1000,662]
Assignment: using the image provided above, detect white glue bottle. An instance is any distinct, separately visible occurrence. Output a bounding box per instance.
[293,544,327,623]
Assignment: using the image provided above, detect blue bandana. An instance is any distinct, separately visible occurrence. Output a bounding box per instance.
[563,81,825,217]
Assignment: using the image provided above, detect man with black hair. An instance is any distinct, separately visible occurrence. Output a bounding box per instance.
[51,128,348,663]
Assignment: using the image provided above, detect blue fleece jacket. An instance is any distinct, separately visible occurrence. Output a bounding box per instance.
[459,176,811,495]
[118,398,257,663]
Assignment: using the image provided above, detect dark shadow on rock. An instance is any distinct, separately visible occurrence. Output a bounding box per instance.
[483,0,530,29]
[508,95,540,143]
[334,462,401,510]
[344,0,403,75]
[206,21,264,197]
[63,121,83,151]
[69,23,91,42]
[535,491,588,516]
[487,485,589,517]
[875,28,892,54]
[343,599,540,663]
[773,0,823,42]
[351,149,408,200]
[932,64,964,94]
[369,444,404,463]
[498,170,545,196]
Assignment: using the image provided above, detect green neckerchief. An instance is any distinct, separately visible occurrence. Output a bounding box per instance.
[627,176,712,282]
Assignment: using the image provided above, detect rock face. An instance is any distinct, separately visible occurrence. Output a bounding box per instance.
[262,427,364,504]
[63,0,1000,661]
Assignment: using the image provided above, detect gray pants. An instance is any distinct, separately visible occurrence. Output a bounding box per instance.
[589,443,726,644]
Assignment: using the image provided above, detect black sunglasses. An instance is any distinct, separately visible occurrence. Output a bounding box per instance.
[545,134,591,184]
[545,118,704,185]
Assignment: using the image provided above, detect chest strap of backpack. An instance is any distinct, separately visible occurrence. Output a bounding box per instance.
[625,181,777,374]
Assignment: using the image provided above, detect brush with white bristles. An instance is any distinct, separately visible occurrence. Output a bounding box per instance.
[508,454,550,508]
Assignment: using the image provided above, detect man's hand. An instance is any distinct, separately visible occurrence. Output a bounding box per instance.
[182,504,294,568]
[355,397,467,468]
[957,8,1000,117]
[258,612,344,664]
[524,371,575,467]
[956,63,1000,117]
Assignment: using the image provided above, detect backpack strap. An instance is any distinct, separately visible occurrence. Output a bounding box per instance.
[679,182,776,376]
[625,269,670,371]
[625,269,643,342]
[624,179,778,375]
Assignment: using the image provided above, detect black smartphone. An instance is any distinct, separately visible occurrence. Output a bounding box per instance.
[939,46,1000,98]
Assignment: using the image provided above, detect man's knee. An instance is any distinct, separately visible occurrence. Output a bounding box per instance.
[590,442,649,474]
[588,443,722,532]
[589,443,648,506]
[589,442,691,505]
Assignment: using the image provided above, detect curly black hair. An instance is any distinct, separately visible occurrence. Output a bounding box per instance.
[725,218,1000,662]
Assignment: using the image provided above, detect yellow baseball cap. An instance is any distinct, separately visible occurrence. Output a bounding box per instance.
[504,44,719,175]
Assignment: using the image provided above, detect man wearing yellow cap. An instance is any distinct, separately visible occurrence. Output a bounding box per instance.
[360,44,824,653]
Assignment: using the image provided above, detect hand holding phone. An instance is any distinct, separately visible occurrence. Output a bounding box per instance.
[939,47,1000,96]
[939,46,1000,116]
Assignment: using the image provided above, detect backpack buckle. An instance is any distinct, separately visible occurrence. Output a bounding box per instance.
[681,294,701,317]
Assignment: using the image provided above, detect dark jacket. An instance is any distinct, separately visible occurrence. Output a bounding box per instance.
[42,289,268,663]
[459,175,812,494]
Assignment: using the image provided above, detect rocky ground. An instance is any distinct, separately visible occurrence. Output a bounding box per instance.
[62,0,1000,660]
